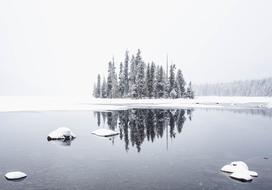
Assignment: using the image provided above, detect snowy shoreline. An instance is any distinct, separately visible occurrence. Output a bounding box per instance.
[0,96,271,112]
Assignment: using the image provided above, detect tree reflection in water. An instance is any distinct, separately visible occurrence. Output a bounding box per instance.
[94,109,193,152]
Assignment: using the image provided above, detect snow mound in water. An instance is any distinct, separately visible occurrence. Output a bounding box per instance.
[230,171,253,182]
[221,161,249,173]
[221,161,258,182]
[5,171,27,180]
[91,128,119,137]
[47,127,76,140]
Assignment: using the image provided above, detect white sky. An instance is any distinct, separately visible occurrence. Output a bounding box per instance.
[0,0,271,96]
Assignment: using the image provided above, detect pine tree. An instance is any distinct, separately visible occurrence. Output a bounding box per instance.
[161,66,167,98]
[145,63,153,98]
[135,49,142,68]
[169,64,176,94]
[186,81,194,99]
[107,61,113,98]
[134,49,143,98]
[123,51,129,96]
[96,74,101,98]
[118,62,125,97]
[144,63,150,97]
[176,69,186,97]
[136,60,145,98]
[101,77,107,98]
[129,55,137,98]
[153,66,158,98]
[111,59,119,98]
[170,71,178,99]
[150,62,155,98]
[170,88,177,99]
[175,80,181,98]
[163,68,169,98]
[155,66,165,98]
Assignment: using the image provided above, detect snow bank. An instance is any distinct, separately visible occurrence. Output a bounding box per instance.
[5,171,27,180]
[221,161,258,182]
[0,96,271,112]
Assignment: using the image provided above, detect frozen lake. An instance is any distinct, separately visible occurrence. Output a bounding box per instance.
[0,108,271,190]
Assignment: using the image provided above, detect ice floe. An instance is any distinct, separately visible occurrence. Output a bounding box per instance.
[5,171,27,180]
[91,128,119,137]
[221,161,258,182]
[47,127,76,141]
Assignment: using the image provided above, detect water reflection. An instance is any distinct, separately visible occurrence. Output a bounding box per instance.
[47,138,74,146]
[94,109,193,152]
[202,108,272,118]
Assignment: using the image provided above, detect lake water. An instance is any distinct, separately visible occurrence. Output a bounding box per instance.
[0,108,271,190]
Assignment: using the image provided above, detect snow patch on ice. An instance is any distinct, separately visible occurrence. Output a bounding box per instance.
[5,171,27,180]
[91,128,119,137]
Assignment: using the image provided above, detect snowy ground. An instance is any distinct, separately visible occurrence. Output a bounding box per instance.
[0,96,271,112]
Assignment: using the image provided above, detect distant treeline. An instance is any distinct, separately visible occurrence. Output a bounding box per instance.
[93,49,194,99]
[194,77,272,96]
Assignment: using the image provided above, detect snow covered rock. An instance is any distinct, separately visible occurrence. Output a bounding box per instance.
[230,161,249,170]
[91,128,119,137]
[47,127,76,141]
[5,171,27,180]
[221,161,258,182]
[221,161,249,173]
[248,170,258,177]
[230,171,253,182]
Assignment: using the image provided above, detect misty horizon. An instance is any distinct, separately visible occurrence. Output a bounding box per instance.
[1,0,272,96]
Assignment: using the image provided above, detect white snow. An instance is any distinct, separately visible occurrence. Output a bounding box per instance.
[47,127,76,140]
[267,102,272,108]
[221,161,258,182]
[230,171,253,182]
[5,171,27,180]
[91,128,119,137]
[0,96,271,112]
[248,170,258,177]
[221,161,249,173]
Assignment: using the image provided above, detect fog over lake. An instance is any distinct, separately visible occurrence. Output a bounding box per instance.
[1,0,272,96]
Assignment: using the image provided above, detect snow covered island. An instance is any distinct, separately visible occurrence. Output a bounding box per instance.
[93,49,194,99]
[0,96,271,112]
